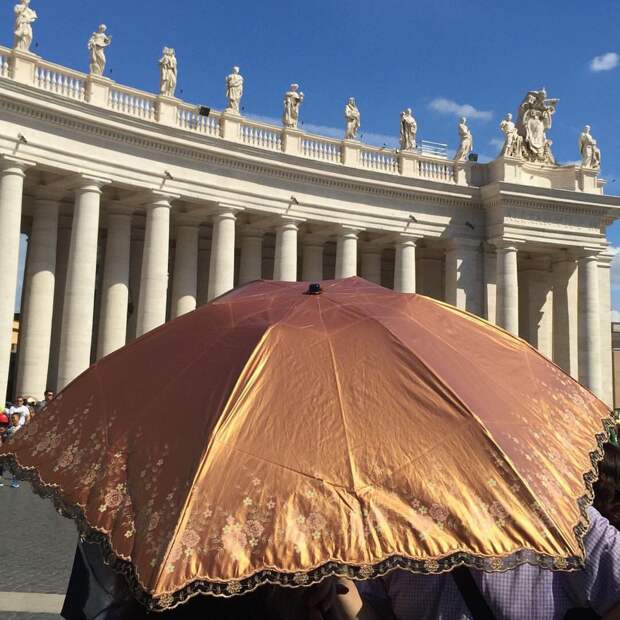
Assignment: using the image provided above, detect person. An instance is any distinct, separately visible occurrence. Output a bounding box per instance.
[399,108,417,151]
[9,396,30,426]
[594,441,620,530]
[330,506,620,619]
[62,540,341,619]
[37,389,55,412]
[13,0,37,52]
[1,413,22,487]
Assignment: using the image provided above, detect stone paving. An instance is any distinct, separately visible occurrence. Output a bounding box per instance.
[0,473,77,619]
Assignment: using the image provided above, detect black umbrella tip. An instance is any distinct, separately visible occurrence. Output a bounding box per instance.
[305,283,322,295]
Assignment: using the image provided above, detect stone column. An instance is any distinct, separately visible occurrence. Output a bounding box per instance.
[171,219,199,318]
[57,178,106,390]
[15,198,58,399]
[361,246,382,285]
[598,251,614,407]
[238,228,264,285]
[335,228,358,279]
[47,216,71,391]
[483,244,497,324]
[394,237,418,293]
[208,208,237,300]
[197,238,211,305]
[126,232,143,343]
[552,252,578,378]
[578,252,602,398]
[518,257,553,359]
[273,219,299,282]
[302,235,325,281]
[0,160,31,400]
[445,238,483,315]
[97,210,132,358]
[136,196,172,336]
[495,241,519,336]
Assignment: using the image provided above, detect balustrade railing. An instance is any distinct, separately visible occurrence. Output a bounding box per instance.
[34,61,85,101]
[108,86,156,120]
[417,157,455,182]
[178,105,220,136]
[0,44,467,185]
[360,148,398,173]
[240,121,282,151]
[301,136,342,163]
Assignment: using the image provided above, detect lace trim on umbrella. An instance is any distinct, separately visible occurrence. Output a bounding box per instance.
[0,415,613,612]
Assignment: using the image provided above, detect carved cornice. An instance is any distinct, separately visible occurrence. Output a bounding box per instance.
[0,92,477,212]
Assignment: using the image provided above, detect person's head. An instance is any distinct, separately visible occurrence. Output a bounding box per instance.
[460,116,467,124]
[290,83,299,92]
[98,24,107,33]
[10,413,20,427]
[593,440,620,530]
[44,389,54,401]
[15,396,24,407]
[232,66,240,74]
[406,107,412,115]
[584,124,591,134]
[506,113,512,121]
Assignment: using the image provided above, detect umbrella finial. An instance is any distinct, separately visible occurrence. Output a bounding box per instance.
[305,283,322,295]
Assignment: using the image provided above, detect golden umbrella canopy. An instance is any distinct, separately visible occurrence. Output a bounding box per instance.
[0,278,612,611]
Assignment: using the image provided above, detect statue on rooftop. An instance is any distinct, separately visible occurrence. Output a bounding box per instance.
[88,24,112,76]
[345,97,360,140]
[579,125,601,170]
[454,117,473,161]
[225,66,244,113]
[399,108,417,151]
[283,83,304,128]
[499,113,522,158]
[14,0,37,52]
[159,47,177,97]
[516,89,558,164]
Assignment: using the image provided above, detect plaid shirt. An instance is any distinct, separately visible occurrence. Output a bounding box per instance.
[357,507,620,620]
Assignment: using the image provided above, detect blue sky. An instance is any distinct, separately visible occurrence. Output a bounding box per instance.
[6,0,620,313]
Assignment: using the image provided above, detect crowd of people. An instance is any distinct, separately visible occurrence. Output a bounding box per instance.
[0,389,54,488]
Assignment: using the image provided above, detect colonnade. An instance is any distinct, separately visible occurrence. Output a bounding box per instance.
[0,164,612,407]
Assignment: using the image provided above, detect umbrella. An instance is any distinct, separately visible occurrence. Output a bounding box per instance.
[0,277,612,611]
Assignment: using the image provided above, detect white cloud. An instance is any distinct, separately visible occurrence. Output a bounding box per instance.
[590,52,619,72]
[428,98,493,121]
[489,138,504,149]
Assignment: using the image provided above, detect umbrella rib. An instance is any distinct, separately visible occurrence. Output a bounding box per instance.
[317,299,361,494]
[338,303,578,555]
[400,310,583,553]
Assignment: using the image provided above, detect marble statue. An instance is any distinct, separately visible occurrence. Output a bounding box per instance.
[454,117,473,161]
[283,83,304,128]
[499,113,522,158]
[516,89,558,164]
[159,47,177,97]
[225,66,244,113]
[344,97,361,140]
[13,0,37,52]
[579,125,601,170]
[88,25,112,76]
[399,108,417,150]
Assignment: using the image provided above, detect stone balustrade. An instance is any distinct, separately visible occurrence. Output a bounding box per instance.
[0,45,470,186]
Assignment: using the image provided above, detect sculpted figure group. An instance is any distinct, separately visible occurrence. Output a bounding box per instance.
[8,5,604,170]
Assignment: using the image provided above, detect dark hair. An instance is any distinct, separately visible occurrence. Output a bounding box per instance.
[593,438,620,530]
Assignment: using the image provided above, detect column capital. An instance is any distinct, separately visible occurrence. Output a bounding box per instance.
[275,216,303,232]
[0,155,36,175]
[336,225,362,239]
[396,233,424,247]
[489,238,523,252]
[146,190,179,207]
[213,202,244,218]
[74,175,112,194]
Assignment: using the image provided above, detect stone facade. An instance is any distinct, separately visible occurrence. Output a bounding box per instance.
[0,45,618,407]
